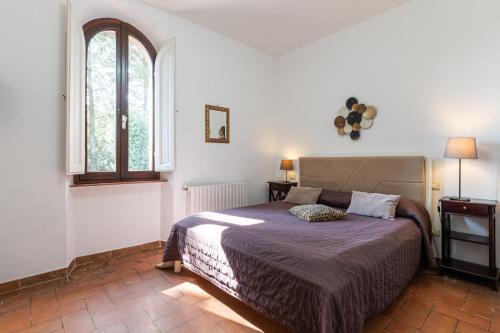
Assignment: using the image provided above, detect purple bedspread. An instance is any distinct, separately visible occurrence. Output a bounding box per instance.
[162,200,433,333]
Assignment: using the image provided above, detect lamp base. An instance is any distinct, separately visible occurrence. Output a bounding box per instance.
[447,196,471,202]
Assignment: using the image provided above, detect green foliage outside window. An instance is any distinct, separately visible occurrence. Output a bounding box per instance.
[86,32,152,173]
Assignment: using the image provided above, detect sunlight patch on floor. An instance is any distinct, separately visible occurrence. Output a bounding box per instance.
[196,298,264,332]
[160,281,212,301]
[160,282,263,332]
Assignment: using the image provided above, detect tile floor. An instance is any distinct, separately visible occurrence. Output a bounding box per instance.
[0,248,499,333]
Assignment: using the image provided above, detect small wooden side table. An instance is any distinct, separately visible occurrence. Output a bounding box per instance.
[439,197,498,290]
[267,181,297,202]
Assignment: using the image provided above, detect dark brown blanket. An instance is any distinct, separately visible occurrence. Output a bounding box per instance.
[162,194,435,333]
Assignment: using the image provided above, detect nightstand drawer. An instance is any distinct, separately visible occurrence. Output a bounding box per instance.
[442,202,489,217]
[272,182,293,192]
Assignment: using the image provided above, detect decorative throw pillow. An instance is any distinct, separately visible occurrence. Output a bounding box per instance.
[346,191,401,220]
[289,204,347,222]
[317,189,352,209]
[284,187,322,205]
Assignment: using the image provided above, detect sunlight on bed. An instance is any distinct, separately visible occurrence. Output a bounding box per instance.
[189,224,229,241]
[193,212,265,225]
[185,224,237,283]
[160,282,263,332]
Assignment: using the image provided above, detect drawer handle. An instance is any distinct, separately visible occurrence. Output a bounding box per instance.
[462,206,467,210]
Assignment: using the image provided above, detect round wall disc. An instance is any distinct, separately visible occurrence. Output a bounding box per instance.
[337,128,345,135]
[334,116,346,128]
[344,124,352,134]
[357,104,366,113]
[360,118,373,129]
[346,97,358,110]
[347,111,361,125]
[364,106,377,119]
[351,103,359,112]
[350,130,360,140]
[352,122,361,131]
[337,106,349,117]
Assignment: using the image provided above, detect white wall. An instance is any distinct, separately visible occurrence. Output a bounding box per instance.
[0,0,276,283]
[163,13,277,229]
[68,183,162,256]
[0,0,68,283]
[275,0,500,265]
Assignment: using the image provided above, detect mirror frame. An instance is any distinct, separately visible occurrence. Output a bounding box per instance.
[205,104,230,144]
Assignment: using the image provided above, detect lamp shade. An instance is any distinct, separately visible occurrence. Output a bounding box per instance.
[444,137,477,159]
[280,159,294,171]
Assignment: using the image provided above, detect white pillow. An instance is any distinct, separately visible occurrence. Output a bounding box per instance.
[346,191,401,220]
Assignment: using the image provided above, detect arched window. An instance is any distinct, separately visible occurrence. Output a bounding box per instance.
[75,18,158,184]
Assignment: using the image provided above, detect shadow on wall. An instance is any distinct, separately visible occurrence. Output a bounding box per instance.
[479,141,500,200]
[478,142,500,161]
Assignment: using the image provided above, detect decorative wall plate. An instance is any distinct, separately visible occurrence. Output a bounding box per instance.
[333,97,377,140]
[360,118,373,129]
[363,106,377,119]
[346,97,358,110]
[357,104,366,113]
[350,130,360,140]
[337,106,349,117]
[334,116,346,128]
[347,111,362,125]
[343,124,352,134]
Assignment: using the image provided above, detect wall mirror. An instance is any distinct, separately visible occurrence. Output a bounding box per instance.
[205,105,230,143]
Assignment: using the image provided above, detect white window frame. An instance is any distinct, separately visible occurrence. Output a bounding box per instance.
[65,0,86,175]
[154,38,176,172]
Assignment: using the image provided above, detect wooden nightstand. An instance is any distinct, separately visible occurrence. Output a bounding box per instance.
[267,181,297,202]
[439,197,498,290]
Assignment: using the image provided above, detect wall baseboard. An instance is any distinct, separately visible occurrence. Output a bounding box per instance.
[0,240,165,296]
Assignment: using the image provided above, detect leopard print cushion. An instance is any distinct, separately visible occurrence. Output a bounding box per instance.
[289,204,347,222]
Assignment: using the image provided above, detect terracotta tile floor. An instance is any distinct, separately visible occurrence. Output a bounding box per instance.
[1,248,499,333]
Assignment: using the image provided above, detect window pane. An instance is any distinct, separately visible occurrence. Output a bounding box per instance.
[128,35,153,172]
[86,30,117,172]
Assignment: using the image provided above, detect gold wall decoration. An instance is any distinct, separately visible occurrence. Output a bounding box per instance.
[205,105,230,143]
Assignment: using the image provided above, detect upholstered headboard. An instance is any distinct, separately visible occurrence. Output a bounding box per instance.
[299,156,426,204]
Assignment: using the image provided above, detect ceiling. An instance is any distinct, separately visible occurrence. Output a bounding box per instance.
[140,0,411,56]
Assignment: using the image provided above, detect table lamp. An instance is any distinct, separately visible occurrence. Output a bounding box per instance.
[444,137,477,201]
[280,160,293,183]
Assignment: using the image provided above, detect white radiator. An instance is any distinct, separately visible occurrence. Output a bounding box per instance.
[184,183,248,215]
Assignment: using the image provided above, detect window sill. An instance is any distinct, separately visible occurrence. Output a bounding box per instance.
[70,179,167,188]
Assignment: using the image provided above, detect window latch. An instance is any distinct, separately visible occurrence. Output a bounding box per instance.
[121,114,128,130]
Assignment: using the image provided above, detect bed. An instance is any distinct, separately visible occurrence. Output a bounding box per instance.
[160,156,436,333]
